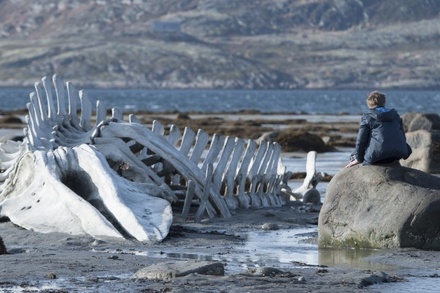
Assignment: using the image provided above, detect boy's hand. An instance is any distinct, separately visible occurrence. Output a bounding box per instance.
[345,159,360,168]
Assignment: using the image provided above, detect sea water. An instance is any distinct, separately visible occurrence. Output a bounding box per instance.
[0,88,439,115]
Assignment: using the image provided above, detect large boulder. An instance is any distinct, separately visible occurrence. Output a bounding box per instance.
[318,164,440,250]
[400,113,440,173]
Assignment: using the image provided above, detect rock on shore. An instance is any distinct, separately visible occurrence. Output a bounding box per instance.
[319,163,440,250]
[134,261,225,280]
[401,112,440,173]
[0,236,7,254]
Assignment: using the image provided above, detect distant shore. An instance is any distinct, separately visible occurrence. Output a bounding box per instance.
[0,110,360,150]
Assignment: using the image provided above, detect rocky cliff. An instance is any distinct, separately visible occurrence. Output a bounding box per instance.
[0,0,439,89]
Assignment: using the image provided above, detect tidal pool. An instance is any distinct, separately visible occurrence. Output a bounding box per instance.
[100,227,393,274]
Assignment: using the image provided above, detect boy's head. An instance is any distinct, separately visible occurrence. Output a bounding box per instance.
[366,91,386,109]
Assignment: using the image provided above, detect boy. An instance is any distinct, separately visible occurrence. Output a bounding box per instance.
[345,91,411,168]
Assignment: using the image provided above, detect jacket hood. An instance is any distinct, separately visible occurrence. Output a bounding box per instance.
[364,107,399,122]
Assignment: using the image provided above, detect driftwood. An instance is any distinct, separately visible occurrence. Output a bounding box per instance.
[0,75,322,242]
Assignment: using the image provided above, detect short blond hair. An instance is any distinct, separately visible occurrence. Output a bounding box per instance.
[366,91,386,108]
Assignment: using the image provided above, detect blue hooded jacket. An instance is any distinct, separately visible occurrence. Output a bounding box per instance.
[354,107,411,165]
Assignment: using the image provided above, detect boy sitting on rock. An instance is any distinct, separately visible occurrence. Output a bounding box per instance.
[346,91,411,168]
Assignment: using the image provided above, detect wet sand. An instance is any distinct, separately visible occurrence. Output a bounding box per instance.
[1,113,439,292]
[2,201,440,292]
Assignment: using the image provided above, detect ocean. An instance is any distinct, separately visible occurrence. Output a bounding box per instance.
[1,87,439,115]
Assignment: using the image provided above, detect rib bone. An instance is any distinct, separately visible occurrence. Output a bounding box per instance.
[0,75,321,242]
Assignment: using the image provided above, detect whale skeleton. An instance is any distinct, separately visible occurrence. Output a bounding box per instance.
[0,75,321,242]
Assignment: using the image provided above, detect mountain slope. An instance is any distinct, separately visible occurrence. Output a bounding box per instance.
[0,0,439,89]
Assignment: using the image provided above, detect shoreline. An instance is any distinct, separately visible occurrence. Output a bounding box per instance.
[0,112,360,153]
[2,201,440,292]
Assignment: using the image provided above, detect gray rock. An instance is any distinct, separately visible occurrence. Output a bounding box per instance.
[133,261,224,280]
[358,272,399,288]
[0,236,7,254]
[402,112,440,132]
[303,188,321,204]
[401,129,440,173]
[248,267,284,276]
[400,112,440,173]
[45,272,57,279]
[275,130,334,153]
[318,164,440,250]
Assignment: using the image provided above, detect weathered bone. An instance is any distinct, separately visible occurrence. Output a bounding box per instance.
[281,151,323,204]
[0,75,322,242]
[0,146,171,241]
[0,140,27,193]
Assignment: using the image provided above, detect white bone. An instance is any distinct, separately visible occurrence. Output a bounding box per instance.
[0,75,321,242]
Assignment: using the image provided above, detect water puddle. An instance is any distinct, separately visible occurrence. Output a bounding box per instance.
[231,228,395,273]
[96,227,393,274]
[317,246,394,271]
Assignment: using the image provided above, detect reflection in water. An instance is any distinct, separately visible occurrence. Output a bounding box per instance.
[104,228,394,274]
[164,252,214,262]
[240,228,394,272]
[95,227,440,291]
[318,247,395,271]
[238,228,318,269]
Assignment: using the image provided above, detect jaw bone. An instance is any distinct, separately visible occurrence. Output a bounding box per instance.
[0,143,172,242]
[0,75,173,242]
[0,75,320,242]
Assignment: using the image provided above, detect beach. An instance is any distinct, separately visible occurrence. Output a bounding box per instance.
[2,201,440,292]
[1,112,440,292]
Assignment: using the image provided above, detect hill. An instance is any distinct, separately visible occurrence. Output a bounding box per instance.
[0,0,439,89]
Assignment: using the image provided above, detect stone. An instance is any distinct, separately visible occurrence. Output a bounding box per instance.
[275,130,335,153]
[318,164,440,250]
[133,261,225,280]
[401,130,440,173]
[401,112,440,132]
[302,188,321,204]
[400,113,440,173]
[248,267,284,276]
[358,272,400,289]
[46,273,57,279]
[0,236,7,254]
